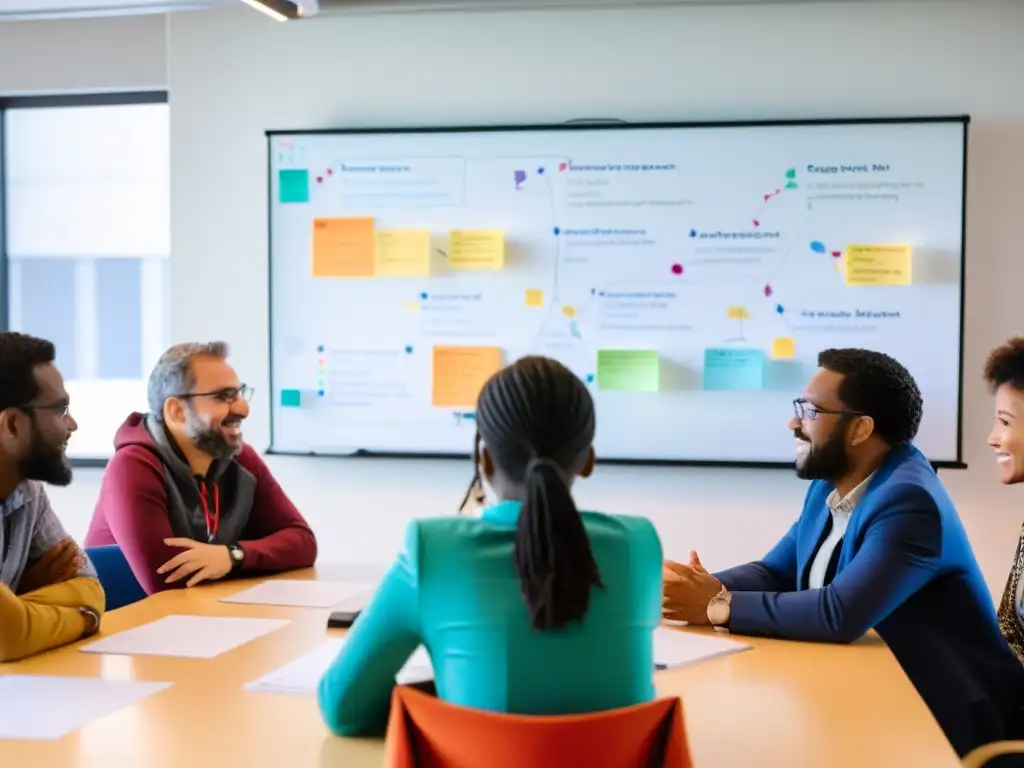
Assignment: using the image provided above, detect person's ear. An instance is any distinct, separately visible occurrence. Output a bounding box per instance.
[0,409,20,441]
[579,446,596,479]
[480,444,495,481]
[163,397,187,425]
[849,415,875,446]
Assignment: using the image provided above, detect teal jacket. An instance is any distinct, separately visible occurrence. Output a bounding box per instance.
[317,501,663,736]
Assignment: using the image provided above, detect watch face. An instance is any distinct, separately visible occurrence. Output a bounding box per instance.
[708,600,729,625]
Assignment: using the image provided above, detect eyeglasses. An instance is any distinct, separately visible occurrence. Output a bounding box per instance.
[19,402,71,417]
[176,384,254,404]
[793,398,863,422]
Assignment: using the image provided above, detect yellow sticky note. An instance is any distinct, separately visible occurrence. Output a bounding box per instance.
[375,229,431,277]
[449,230,505,270]
[844,244,912,286]
[727,306,750,320]
[432,346,503,408]
[312,217,375,278]
[403,300,421,312]
[562,305,576,319]
[772,337,796,359]
[525,289,543,307]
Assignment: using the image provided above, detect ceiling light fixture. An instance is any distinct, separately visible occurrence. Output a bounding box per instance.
[238,0,302,21]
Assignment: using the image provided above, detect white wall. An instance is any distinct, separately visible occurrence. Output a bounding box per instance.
[0,14,166,95]
[55,0,1024,596]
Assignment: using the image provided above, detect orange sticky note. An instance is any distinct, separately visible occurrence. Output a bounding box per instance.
[772,337,796,359]
[432,346,503,408]
[525,289,543,308]
[312,217,375,278]
[562,305,576,319]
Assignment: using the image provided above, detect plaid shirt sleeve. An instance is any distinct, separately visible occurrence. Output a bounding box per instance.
[26,482,97,579]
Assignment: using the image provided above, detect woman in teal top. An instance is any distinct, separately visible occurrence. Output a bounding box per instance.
[317,355,664,736]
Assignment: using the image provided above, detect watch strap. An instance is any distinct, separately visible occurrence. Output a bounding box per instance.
[227,542,245,571]
[79,606,101,638]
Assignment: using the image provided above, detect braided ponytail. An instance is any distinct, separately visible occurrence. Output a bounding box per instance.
[475,356,602,630]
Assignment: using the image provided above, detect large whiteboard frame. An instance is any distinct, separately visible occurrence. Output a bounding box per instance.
[266,116,969,469]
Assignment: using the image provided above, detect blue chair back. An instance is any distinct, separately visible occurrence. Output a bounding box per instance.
[85,545,147,611]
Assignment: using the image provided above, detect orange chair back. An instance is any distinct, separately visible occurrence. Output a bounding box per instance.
[383,686,693,768]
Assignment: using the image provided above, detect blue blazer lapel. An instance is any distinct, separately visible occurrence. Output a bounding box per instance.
[797,482,833,590]
[803,445,926,583]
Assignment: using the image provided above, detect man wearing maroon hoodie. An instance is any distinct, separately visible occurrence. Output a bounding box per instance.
[85,342,317,594]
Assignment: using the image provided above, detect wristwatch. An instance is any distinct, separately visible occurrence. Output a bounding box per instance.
[227,542,245,572]
[78,606,101,638]
[706,586,732,630]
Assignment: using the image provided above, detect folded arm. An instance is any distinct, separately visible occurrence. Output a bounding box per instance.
[0,577,104,662]
[97,447,183,595]
[236,447,318,573]
[318,523,420,737]
[727,488,942,643]
[714,520,799,593]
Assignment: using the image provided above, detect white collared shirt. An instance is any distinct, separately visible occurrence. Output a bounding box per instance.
[806,473,875,589]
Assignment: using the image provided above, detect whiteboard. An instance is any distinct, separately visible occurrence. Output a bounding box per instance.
[267,118,967,465]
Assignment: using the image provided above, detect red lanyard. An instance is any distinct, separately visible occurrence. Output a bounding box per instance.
[199,480,220,543]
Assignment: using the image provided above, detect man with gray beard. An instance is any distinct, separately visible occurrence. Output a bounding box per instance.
[85,342,317,594]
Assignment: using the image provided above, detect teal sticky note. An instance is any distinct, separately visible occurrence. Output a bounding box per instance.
[702,348,765,391]
[280,389,301,407]
[597,350,660,392]
[278,169,310,204]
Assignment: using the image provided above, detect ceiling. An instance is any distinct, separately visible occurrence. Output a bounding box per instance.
[0,0,924,22]
[0,0,229,20]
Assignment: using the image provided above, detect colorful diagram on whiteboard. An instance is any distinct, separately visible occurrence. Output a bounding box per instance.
[268,121,964,462]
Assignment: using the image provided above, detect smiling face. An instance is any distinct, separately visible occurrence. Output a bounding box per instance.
[988,383,1024,484]
[788,368,857,482]
[16,362,77,486]
[177,355,251,460]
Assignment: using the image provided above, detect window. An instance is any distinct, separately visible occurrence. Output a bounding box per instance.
[1,94,169,461]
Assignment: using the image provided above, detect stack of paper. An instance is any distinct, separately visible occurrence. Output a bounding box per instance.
[80,615,291,659]
[243,638,433,696]
[220,580,376,609]
[653,626,751,669]
[0,676,173,740]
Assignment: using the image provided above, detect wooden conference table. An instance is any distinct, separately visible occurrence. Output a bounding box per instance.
[0,565,963,768]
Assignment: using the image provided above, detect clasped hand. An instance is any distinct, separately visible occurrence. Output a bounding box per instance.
[158,538,232,588]
[17,537,85,595]
[662,551,723,625]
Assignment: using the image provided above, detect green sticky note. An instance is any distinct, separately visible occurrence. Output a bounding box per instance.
[278,169,310,204]
[597,350,660,392]
[280,389,301,407]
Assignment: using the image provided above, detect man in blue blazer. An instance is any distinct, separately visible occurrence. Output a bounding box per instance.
[663,348,1024,758]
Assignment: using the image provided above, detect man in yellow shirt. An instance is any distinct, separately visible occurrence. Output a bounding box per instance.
[0,332,104,662]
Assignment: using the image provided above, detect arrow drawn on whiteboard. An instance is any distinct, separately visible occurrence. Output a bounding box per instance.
[436,249,448,259]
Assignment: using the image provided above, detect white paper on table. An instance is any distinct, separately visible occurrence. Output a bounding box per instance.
[243,638,433,696]
[80,615,291,659]
[219,580,376,609]
[653,626,751,670]
[0,675,173,740]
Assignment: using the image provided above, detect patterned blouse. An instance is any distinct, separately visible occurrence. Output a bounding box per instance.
[998,523,1024,664]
